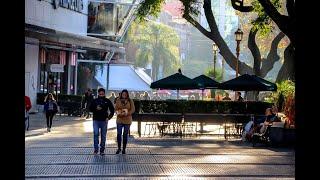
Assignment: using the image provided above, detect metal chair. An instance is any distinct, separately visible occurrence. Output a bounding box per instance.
[143,122,157,136]
[252,125,272,147]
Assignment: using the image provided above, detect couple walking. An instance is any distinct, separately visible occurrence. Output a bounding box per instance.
[90,88,135,155]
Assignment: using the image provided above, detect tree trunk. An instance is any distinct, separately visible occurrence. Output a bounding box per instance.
[260,32,285,77]
[276,43,295,82]
[248,28,261,76]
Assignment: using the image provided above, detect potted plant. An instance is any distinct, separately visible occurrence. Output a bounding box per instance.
[283,94,295,145]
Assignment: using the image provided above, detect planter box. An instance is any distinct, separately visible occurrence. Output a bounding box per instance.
[269,127,295,146]
[269,127,284,145]
[284,128,296,145]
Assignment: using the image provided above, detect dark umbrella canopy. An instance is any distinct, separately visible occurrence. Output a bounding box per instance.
[193,75,220,89]
[219,74,277,91]
[150,73,199,90]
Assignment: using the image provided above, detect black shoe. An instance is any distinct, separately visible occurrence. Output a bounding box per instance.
[93,150,98,155]
[116,149,121,154]
[100,151,105,156]
[122,150,126,154]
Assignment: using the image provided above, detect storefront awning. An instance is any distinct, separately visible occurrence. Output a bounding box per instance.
[25,23,125,54]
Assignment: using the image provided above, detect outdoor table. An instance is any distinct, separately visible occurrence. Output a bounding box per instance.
[184,113,256,139]
[133,113,264,139]
[132,113,183,137]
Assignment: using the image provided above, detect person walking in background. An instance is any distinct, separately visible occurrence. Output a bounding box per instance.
[25,95,32,131]
[89,88,114,156]
[83,88,94,119]
[142,91,150,100]
[114,93,121,104]
[115,89,135,154]
[44,93,58,132]
[108,92,117,105]
[134,92,140,100]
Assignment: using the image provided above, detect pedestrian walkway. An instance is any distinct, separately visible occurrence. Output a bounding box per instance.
[25,113,295,179]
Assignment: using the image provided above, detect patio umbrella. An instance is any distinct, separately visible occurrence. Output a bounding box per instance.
[193,75,220,89]
[193,75,220,100]
[150,73,200,99]
[219,74,277,91]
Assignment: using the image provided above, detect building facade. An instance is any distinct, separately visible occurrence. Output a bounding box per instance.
[25,0,127,112]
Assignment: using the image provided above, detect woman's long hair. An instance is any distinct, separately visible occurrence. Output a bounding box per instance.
[120,89,130,100]
[44,93,56,102]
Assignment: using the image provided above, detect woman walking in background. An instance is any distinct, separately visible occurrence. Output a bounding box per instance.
[115,89,135,154]
[44,93,58,132]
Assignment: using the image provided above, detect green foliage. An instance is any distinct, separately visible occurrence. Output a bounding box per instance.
[136,0,165,22]
[264,80,295,111]
[205,67,223,82]
[136,0,200,22]
[251,0,282,36]
[180,0,201,16]
[205,67,223,98]
[127,21,181,79]
[134,99,272,114]
[276,80,295,98]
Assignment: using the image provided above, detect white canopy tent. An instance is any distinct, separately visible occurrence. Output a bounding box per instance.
[94,64,151,92]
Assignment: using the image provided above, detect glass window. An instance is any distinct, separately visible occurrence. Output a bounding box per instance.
[88,2,116,35]
[38,49,68,95]
[87,1,134,36]
[77,62,108,95]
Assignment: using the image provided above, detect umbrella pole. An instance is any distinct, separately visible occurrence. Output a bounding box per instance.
[245,91,248,101]
[199,88,205,133]
[177,89,179,100]
[202,89,204,100]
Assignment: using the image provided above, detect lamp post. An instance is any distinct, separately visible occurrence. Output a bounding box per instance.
[234,28,243,77]
[212,42,218,78]
[221,57,225,80]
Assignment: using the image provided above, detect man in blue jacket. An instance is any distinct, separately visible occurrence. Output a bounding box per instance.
[89,88,114,155]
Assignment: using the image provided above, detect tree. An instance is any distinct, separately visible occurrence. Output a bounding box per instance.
[232,0,295,81]
[205,67,223,99]
[205,67,223,82]
[182,26,215,79]
[136,0,291,82]
[126,20,181,80]
[231,0,295,48]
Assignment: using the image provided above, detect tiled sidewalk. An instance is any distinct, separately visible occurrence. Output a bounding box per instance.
[25,113,295,179]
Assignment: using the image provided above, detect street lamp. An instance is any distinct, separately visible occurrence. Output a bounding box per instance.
[234,28,243,77]
[212,42,218,79]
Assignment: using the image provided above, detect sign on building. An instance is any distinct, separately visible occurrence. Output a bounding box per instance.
[50,64,64,72]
